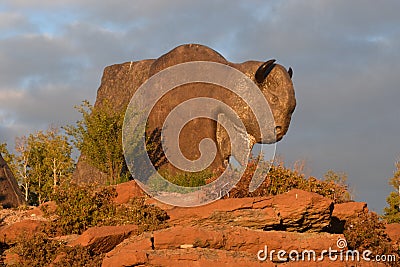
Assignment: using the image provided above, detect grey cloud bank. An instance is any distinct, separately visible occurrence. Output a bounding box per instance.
[0,0,399,212]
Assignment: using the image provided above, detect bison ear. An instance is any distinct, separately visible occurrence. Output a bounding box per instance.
[288,67,293,79]
[255,59,276,83]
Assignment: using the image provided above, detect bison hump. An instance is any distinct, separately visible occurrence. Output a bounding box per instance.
[149,44,228,76]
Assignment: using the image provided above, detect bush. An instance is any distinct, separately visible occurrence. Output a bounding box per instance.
[8,183,169,266]
[208,159,351,203]
[144,169,213,196]
[159,169,211,187]
[9,233,103,267]
[45,185,118,235]
[44,184,169,236]
[113,197,169,233]
[344,211,399,266]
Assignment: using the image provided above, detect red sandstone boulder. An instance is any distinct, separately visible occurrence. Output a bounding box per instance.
[329,201,368,233]
[53,234,80,244]
[102,250,148,267]
[332,201,368,220]
[3,251,20,266]
[271,189,333,232]
[385,223,400,248]
[103,225,344,265]
[25,201,57,217]
[68,225,139,253]
[154,226,343,254]
[113,180,146,204]
[0,153,26,208]
[145,198,175,211]
[0,220,44,243]
[167,189,333,232]
[167,195,276,226]
[71,154,109,185]
[103,224,388,267]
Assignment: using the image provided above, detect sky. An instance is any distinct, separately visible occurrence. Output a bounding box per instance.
[0,0,399,212]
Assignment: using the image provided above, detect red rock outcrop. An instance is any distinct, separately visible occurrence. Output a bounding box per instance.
[332,201,368,220]
[168,189,333,232]
[0,220,44,243]
[0,153,26,208]
[68,225,139,253]
[25,201,57,217]
[103,225,386,267]
[113,180,146,204]
[0,188,393,267]
[107,225,343,255]
[329,201,368,233]
[385,223,400,249]
[72,154,109,185]
[100,190,392,267]
[105,248,387,267]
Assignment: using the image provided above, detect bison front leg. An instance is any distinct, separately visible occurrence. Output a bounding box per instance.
[216,113,254,168]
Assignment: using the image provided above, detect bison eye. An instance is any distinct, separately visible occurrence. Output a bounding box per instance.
[255,59,276,83]
[270,95,278,103]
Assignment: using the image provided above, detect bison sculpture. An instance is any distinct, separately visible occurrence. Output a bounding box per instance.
[73,44,296,185]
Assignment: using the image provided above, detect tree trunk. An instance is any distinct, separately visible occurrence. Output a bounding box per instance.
[53,158,58,192]
[25,182,29,202]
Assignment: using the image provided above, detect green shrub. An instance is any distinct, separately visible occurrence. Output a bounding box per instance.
[145,169,212,196]
[344,211,399,266]
[46,185,117,235]
[207,159,351,203]
[9,233,103,267]
[113,197,169,233]
[9,183,169,266]
[44,184,168,236]
[305,176,351,204]
[159,169,211,187]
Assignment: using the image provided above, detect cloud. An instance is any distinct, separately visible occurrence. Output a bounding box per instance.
[0,11,37,36]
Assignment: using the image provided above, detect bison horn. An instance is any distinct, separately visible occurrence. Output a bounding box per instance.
[255,59,276,83]
[288,67,293,78]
